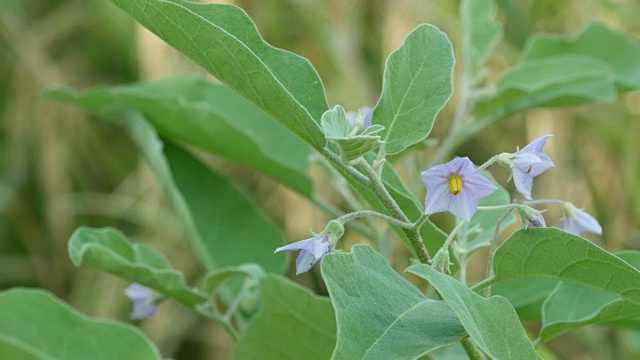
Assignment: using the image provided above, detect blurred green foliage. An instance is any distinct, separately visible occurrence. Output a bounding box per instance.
[1,0,639,358]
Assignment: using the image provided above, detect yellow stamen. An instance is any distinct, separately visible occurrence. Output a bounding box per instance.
[448,174,463,195]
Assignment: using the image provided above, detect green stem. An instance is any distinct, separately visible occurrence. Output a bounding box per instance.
[195,307,240,342]
[483,209,514,297]
[321,149,371,187]
[356,160,431,262]
[477,153,503,171]
[522,199,567,206]
[461,337,485,360]
[338,210,413,228]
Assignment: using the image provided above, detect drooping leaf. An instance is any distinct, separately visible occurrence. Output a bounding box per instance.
[109,0,328,149]
[522,22,640,90]
[232,275,336,360]
[372,24,454,155]
[461,0,502,76]
[475,55,616,116]
[201,263,265,296]
[482,228,640,307]
[408,265,541,360]
[536,251,640,344]
[47,77,314,196]
[68,227,207,305]
[163,142,287,273]
[125,114,286,272]
[322,245,466,359]
[0,289,161,360]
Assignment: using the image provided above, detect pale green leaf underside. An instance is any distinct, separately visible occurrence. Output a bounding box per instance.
[475,55,616,116]
[522,22,640,90]
[488,228,640,306]
[68,227,207,305]
[372,24,454,155]
[47,77,314,197]
[408,265,541,360]
[537,251,640,344]
[232,276,336,360]
[110,0,327,149]
[322,245,466,360]
[0,289,161,360]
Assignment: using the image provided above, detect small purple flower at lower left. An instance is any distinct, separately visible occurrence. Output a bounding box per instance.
[125,283,160,320]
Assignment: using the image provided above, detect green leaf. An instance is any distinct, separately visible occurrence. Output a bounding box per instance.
[461,0,502,75]
[407,264,541,360]
[536,251,640,344]
[164,142,286,272]
[125,114,286,272]
[372,24,454,155]
[484,228,640,307]
[68,227,207,305]
[522,22,640,90]
[0,288,161,360]
[456,172,515,257]
[232,275,336,360]
[491,279,558,320]
[322,245,466,359]
[475,55,616,116]
[47,77,314,197]
[109,0,328,149]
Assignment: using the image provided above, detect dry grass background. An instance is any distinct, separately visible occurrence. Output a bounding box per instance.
[1,0,639,358]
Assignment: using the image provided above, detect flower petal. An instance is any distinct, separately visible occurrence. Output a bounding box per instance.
[274,237,317,253]
[448,189,479,222]
[295,250,321,275]
[424,181,451,216]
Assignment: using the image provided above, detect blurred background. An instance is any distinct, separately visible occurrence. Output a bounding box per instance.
[1,0,639,359]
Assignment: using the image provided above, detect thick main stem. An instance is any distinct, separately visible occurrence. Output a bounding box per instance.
[355,159,431,262]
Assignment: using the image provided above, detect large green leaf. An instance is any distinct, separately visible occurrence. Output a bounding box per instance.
[68,227,207,305]
[109,0,327,149]
[408,265,541,360]
[232,275,336,360]
[372,24,454,155]
[490,279,558,320]
[536,251,640,344]
[126,114,286,272]
[482,228,640,306]
[48,77,313,197]
[461,0,502,76]
[0,289,161,360]
[522,22,640,90]
[322,245,466,359]
[475,55,616,116]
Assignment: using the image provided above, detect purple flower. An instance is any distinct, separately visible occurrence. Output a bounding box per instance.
[275,236,330,274]
[124,283,159,320]
[511,135,554,200]
[528,213,547,228]
[346,107,373,129]
[560,203,602,236]
[421,157,497,222]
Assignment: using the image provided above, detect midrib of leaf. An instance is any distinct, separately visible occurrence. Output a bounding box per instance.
[126,0,322,148]
[382,49,431,146]
[361,301,429,359]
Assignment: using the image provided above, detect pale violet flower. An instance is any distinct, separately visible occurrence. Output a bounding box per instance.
[124,283,159,320]
[421,157,497,222]
[560,202,602,236]
[511,135,554,200]
[346,107,373,129]
[528,213,547,228]
[275,236,331,275]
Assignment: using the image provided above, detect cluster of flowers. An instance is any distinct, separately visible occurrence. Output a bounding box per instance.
[124,136,603,319]
[276,135,602,275]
